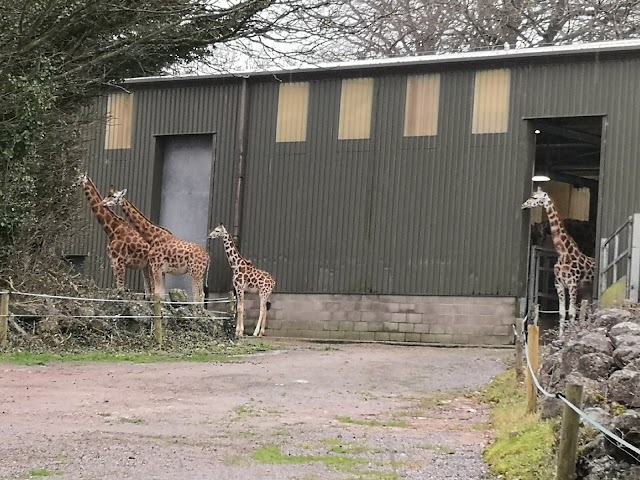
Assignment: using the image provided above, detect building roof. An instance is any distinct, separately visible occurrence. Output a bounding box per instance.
[125,39,640,85]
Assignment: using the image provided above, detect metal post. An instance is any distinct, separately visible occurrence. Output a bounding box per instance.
[599,237,608,297]
[525,305,540,414]
[628,214,640,302]
[0,290,8,348]
[556,383,584,480]
[515,318,524,382]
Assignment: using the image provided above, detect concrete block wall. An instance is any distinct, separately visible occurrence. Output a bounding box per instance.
[237,294,516,346]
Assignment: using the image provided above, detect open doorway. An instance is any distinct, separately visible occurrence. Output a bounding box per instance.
[526,116,603,329]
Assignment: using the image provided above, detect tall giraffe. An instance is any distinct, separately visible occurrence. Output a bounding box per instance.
[207,224,275,337]
[522,187,595,336]
[76,174,153,294]
[101,188,210,304]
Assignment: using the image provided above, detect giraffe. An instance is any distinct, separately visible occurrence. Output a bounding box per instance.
[207,224,275,337]
[76,174,153,295]
[101,188,210,304]
[522,187,596,336]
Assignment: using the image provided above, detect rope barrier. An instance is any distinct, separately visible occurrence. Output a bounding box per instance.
[10,313,233,320]
[10,290,231,305]
[519,315,640,460]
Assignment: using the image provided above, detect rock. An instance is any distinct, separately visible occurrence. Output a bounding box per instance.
[604,410,640,464]
[608,369,640,408]
[610,322,640,342]
[612,338,640,369]
[169,289,189,303]
[591,308,638,332]
[578,353,616,380]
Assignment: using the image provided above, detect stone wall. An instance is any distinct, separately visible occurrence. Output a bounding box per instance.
[239,294,516,346]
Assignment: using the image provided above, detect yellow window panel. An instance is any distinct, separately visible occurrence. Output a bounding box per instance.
[276,82,309,142]
[404,74,441,137]
[339,78,373,140]
[472,69,511,134]
[104,93,134,149]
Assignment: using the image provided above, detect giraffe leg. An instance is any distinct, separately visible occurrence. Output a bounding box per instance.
[236,290,245,337]
[568,285,578,330]
[191,275,204,305]
[555,277,567,337]
[112,259,126,291]
[253,296,269,337]
[142,267,153,298]
[152,268,165,302]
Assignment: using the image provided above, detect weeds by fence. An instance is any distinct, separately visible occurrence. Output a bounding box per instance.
[0,288,236,349]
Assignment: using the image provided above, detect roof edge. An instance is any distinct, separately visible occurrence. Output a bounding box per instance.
[124,39,640,85]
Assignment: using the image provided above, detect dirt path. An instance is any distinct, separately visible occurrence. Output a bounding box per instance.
[0,341,510,479]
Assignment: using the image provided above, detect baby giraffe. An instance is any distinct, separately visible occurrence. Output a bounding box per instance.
[208,224,275,337]
[522,187,595,336]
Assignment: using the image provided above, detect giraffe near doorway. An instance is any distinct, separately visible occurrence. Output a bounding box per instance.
[102,187,210,305]
[522,187,595,337]
[207,224,275,337]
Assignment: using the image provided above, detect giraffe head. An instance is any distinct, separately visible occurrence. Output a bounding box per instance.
[74,172,89,187]
[207,223,228,239]
[102,188,127,207]
[521,187,549,210]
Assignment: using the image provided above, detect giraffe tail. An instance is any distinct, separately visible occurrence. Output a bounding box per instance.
[266,301,271,311]
[203,263,210,299]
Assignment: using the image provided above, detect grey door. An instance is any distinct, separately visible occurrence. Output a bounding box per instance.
[159,135,214,294]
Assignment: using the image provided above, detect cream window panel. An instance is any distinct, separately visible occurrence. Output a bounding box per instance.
[404,74,441,136]
[338,78,373,140]
[104,93,134,150]
[276,82,309,142]
[472,69,511,134]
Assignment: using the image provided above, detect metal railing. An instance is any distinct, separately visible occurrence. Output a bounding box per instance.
[527,246,559,313]
[599,213,640,302]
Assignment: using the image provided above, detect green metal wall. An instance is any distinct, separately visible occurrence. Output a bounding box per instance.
[81,50,640,297]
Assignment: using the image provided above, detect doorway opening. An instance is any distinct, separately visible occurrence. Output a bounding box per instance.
[526,116,603,330]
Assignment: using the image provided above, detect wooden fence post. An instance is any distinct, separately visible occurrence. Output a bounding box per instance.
[556,383,584,480]
[0,290,8,348]
[515,317,525,382]
[525,305,540,414]
[154,297,163,347]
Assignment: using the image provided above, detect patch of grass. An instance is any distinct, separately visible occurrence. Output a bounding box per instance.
[29,469,63,477]
[337,416,410,428]
[419,444,456,455]
[233,404,256,418]
[254,442,400,479]
[0,342,280,365]
[322,438,371,455]
[119,416,145,424]
[482,369,557,480]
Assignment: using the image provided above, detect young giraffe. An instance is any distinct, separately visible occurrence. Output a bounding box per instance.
[102,188,210,304]
[522,187,595,336]
[208,224,275,337]
[76,174,153,295]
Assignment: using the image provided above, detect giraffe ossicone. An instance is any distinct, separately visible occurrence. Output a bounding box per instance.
[522,187,595,337]
[208,223,275,337]
[102,187,210,305]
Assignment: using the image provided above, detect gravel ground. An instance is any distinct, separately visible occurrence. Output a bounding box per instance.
[0,340,509,479]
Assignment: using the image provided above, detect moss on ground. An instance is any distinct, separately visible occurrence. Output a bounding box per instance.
[483,369,557,480]
[0,342,277,365]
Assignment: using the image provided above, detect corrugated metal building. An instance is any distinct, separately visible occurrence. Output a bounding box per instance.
[77,40,640,345]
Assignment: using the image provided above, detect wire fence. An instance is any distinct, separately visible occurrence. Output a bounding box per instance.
[0,288,237,348]
[518,313,640,466]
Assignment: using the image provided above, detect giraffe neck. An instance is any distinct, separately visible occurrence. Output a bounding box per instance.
[120,198,172,245]
[83,178,123,239]
[221,231,249,269]
[544,198,577,256]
